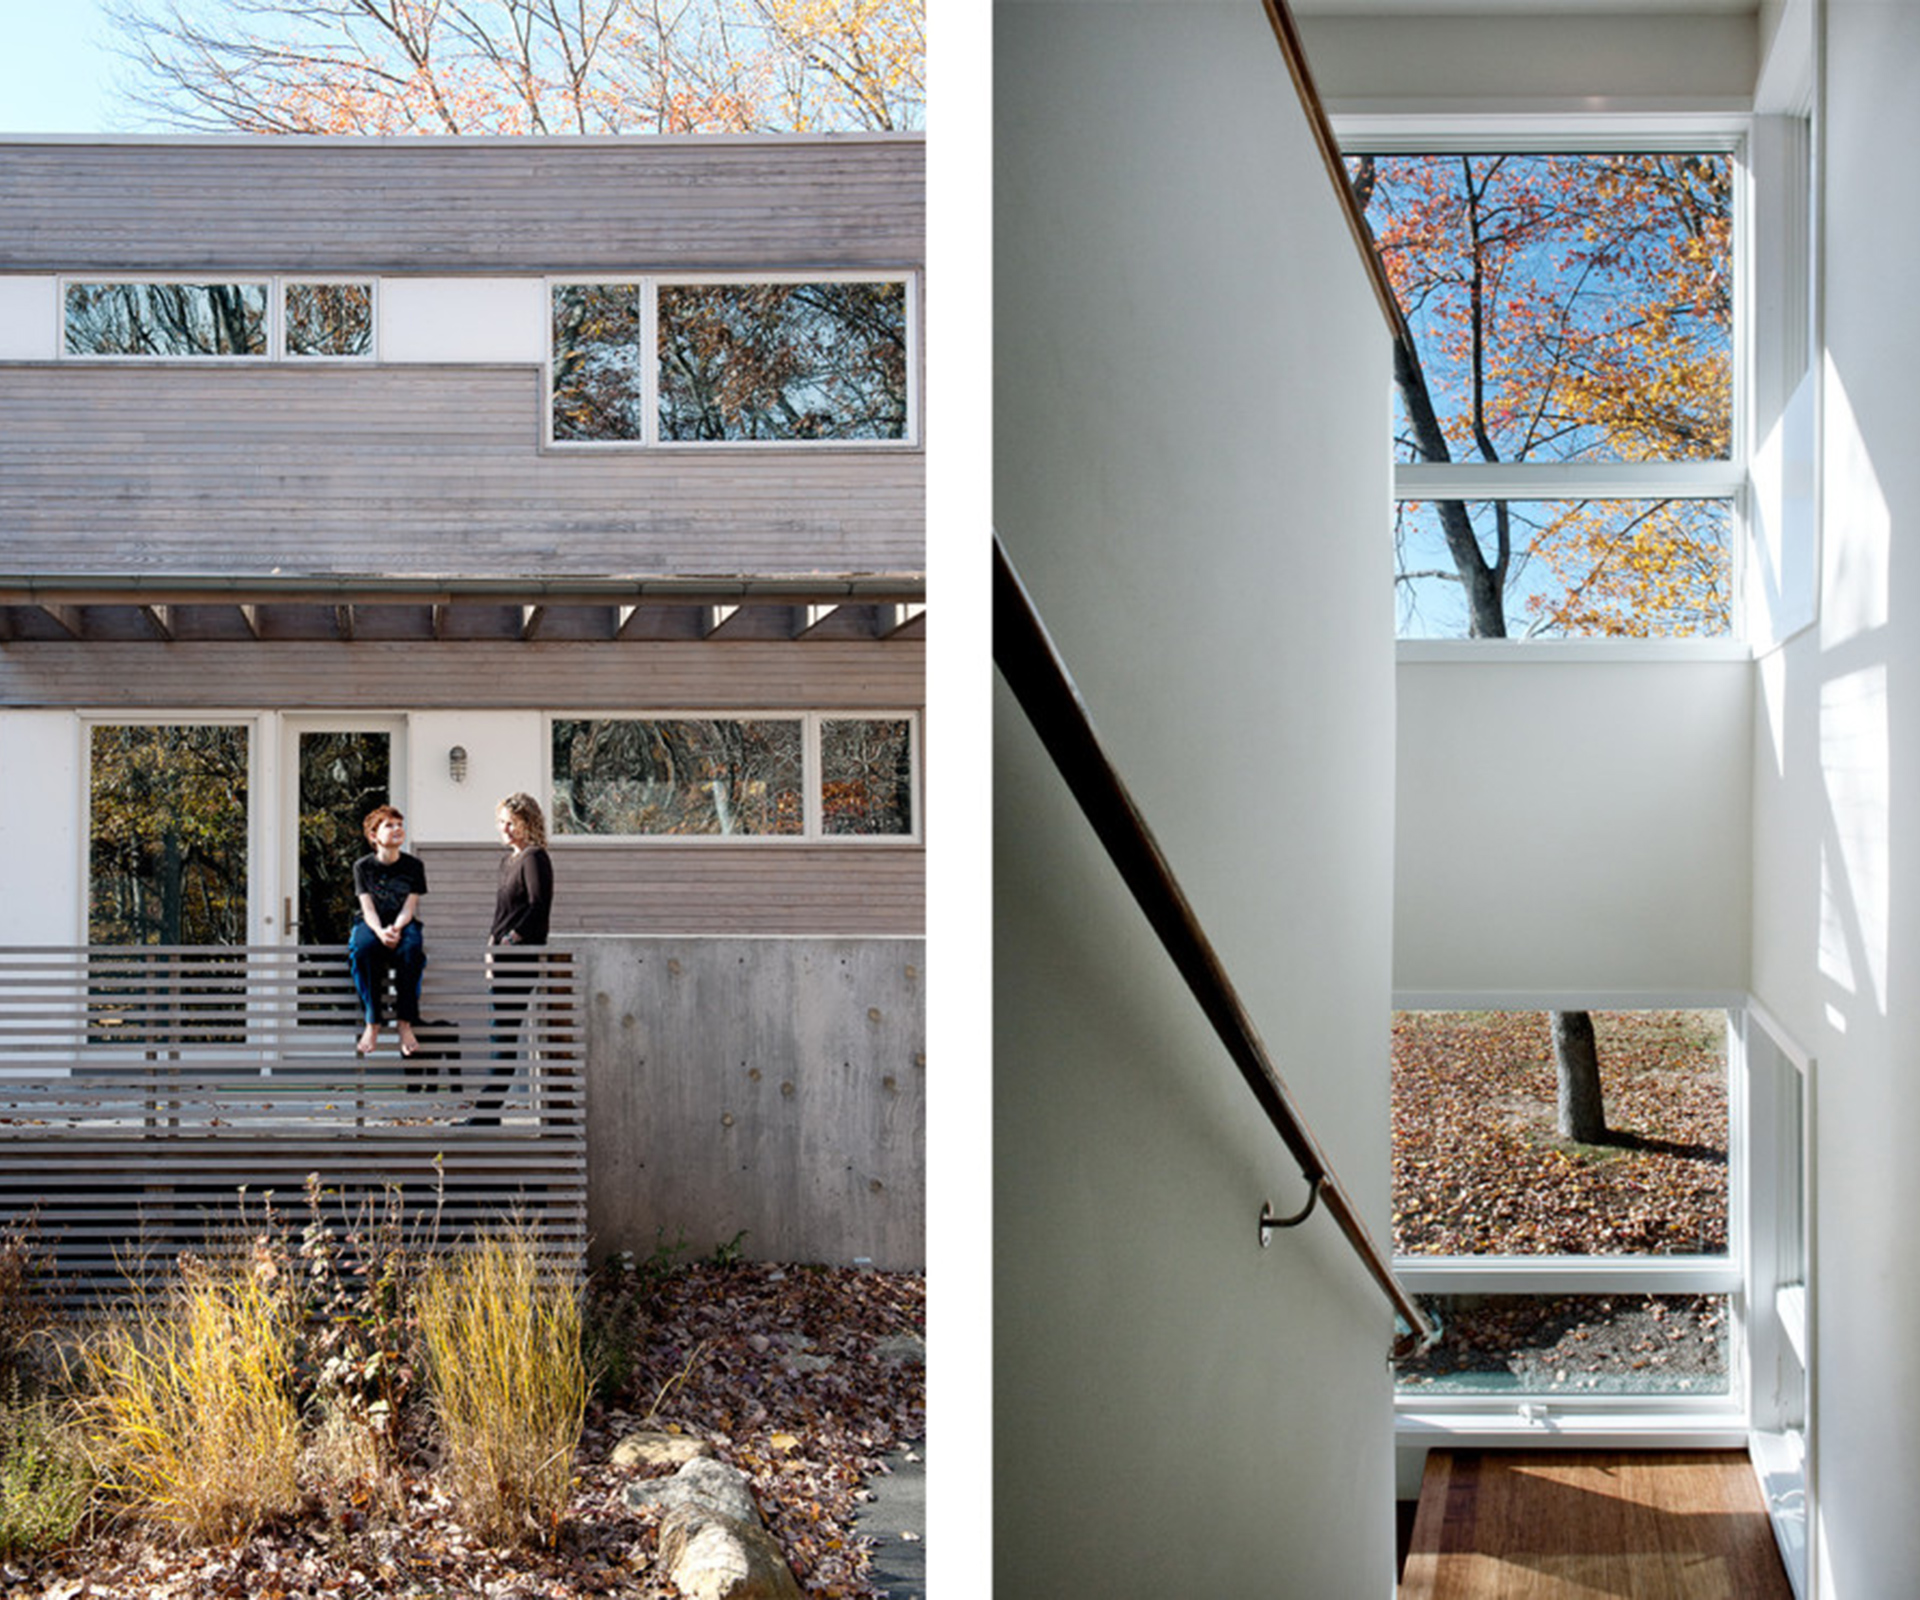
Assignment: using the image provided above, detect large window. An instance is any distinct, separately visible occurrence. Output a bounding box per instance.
[64,278,376,360]
[549,713,916,840]
[550,276,914,446]
[89,723,250,945]
[1348,145,1742,639]
[1390,1008,1740,1414]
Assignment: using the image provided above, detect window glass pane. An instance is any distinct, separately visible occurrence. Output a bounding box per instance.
[1393,1010,1728,1257]
[1352,153,1732,467]
[1395,1293,1731,1396]
[65,282,268,356]
[657,282,908,441]
[552,283,640,441]
[1395,498,1732,640]
[821,718,913,835]
[89,725,250,944]
[551,718,803,836]
[286,282,372,356]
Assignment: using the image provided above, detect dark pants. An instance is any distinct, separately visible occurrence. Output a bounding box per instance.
[347,922,426,1027]
[471,946,540,1121]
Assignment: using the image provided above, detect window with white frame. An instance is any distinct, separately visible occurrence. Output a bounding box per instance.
[548,713,917,840]
[63,278,376,360]
[1390,1007,1740,1414]
[1344,138,1743,640]
[88,722,251,946]
[549,276,914,446]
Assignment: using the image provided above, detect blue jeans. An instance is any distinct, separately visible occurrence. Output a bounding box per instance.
[347,922,426,1027]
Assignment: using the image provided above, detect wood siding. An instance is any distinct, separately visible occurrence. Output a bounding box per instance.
[423,842,924,936]
[0,366,921,578]
[0,138,922,272]
[0,638,922,708]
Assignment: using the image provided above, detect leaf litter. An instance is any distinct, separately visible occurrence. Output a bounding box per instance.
[3,1263,924,1600]
[1391,1010,1730,1391]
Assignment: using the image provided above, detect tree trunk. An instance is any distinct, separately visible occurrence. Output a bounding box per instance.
[1553,1010,1607,1143]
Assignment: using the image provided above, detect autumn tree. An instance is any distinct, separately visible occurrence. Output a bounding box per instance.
[1353,151,1732,640]
[104,0,923,136]
[1354,151,1734,1140]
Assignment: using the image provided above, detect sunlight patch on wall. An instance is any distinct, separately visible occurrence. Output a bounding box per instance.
[1817,664,1889,1017]
[1820,356,1889,650]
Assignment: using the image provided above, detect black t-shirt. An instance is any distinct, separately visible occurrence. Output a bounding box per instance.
[352,851,428,926]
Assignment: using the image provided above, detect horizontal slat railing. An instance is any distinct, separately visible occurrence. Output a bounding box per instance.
[0,943,582,1303]
[994,534,1434,1350]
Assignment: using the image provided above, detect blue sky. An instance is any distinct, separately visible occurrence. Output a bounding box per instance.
[0,0,132,133]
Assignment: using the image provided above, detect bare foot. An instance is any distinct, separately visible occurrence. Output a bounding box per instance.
[398,1022,421,1057]
[356,1024,380,1056]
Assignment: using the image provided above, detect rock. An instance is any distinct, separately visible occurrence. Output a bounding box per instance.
[610,1430,716,1470]
[625,1456,759,1524]
[873,1333,925,1366]
[658,1506,804,1600]
[783,1352,833,1374]
[626,1457,803,1600]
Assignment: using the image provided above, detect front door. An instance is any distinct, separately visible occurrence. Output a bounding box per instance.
[287,725,401,949]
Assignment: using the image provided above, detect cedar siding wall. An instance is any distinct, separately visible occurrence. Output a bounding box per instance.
[425,843,923,937]
[0,138,923,271]
[0,367,921,578]
[0,137,923,582]
[0,639,922,708]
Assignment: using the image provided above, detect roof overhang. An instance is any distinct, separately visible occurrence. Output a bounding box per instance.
[0,574,926,645]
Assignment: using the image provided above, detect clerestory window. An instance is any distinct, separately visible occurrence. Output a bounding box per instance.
[1345,141,1743,640]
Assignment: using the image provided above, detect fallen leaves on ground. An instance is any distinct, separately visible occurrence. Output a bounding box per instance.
[1393,1010,1728,1257]
[3,1263,924,1600]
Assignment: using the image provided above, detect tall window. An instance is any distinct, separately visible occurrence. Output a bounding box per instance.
[89,724,250,945]
[1349,148,1741,639]
[550,277,914,446]
[1390,1008,1739,1411]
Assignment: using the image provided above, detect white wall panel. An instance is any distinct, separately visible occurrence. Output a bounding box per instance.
[1395,657,1753,995]
[0,276,56,360]
[408,711,543,843]
[377,278,544,363]
[0,713,82,944]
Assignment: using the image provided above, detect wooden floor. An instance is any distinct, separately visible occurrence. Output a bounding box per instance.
[1400,1450,1795,1600]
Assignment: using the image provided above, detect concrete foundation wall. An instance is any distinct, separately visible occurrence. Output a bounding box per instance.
[580,935,924,1271]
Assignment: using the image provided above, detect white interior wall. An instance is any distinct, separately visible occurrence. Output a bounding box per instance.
[995,5,1398,1593]
[1395,655,1754,995]
[0,712,82,945]
[1751,3,1920,1593]
[1300,9,1756,112]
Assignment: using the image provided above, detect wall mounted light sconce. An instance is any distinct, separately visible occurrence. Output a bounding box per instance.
[449,745,468,783]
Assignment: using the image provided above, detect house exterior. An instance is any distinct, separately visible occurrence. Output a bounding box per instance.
[0,134,925,1278]
[996,2,1910,1596]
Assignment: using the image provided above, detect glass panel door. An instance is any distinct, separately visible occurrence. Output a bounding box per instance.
[295,730,392,948]
[286,725,397,1027]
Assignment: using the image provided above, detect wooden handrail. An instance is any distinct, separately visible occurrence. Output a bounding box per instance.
[994,534,1434,1350]
[1258,0,1411,351]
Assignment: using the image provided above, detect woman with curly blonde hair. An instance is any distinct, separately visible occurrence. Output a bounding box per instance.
[472,792,553,1122]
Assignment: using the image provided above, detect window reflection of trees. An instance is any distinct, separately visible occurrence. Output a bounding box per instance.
[658,283,908,440]
[285,283,373,356]
[551,718,805,835]
[65,282,268,356]
[89,725,250,945]
[822,719,913,835]
[551,283,641,440]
